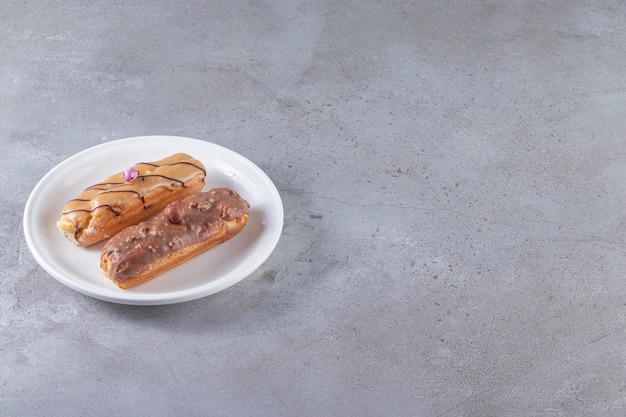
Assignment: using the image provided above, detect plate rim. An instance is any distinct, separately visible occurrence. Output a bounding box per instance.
[23,135,284,305]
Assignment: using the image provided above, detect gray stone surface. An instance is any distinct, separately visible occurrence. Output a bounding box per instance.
[3,0,626,416]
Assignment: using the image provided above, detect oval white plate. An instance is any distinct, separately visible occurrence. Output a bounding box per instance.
[23,136,283,305]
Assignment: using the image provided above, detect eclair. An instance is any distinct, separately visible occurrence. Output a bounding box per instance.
[57,153,206,247]
[100,188,250,289]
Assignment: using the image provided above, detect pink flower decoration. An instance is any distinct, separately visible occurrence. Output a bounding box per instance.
[123,166,139,182]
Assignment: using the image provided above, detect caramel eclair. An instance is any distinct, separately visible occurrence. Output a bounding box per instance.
[57,153,206,247]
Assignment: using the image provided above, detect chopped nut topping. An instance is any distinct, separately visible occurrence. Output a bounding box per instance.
[164,200,186,224]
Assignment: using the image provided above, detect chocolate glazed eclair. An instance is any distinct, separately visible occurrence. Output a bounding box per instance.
[57,153,206,247]
[100,188,250,289]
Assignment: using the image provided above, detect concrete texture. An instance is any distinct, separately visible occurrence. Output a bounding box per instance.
[3,0,626,415]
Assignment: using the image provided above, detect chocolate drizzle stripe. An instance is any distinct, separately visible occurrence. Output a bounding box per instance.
[86,182,124,189]
[138,174,187,186]
[88,182,143,192]
[63,204,121,216]
[92,189,143,198]
[137,160,207,176]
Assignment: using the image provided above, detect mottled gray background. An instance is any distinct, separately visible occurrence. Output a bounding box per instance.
[3,1,626,416]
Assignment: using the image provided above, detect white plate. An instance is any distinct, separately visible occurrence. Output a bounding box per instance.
[23,136,283,305]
